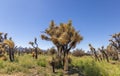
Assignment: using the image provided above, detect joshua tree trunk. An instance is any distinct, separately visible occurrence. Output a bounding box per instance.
[51,57,55,73]
[103,51,109,62]
[95,55,99,61]
[64,51,69,74]
[57,46,62,67]
[9,48,12,61]
[102,54,106,60]
[57,46,62,57]
[35,48,38,59]
[12,48,14,61]
[52,63,55,73]
[94,52,100,61]
[9,48,14,62]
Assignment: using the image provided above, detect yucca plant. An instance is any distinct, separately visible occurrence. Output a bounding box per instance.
[109,32,120,60]
[4,33,8,39]
[0,32,3,42]
[29,37,38,59]
[106,44,118,60]
[41,20,83,73]
[0,32,15,62]
[88,44,100,61]
[3,38,15,62]
[98,46,109,62]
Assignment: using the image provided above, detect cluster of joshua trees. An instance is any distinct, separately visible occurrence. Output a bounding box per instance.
[0,20,120,74]
[88,32,120,62]
[88,44,109,62]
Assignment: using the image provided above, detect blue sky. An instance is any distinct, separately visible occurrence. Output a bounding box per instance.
[0,0,120,51]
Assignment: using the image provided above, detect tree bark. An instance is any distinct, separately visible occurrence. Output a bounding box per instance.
[9,48,14,62]
[103,51,109,62]
[64,52,69,74]
[12,48,14,61]
[35,48,38,59]
[57,46,63,67]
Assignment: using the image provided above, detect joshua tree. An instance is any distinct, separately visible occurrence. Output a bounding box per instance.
[106,44,119,60]
[0,44,7,61]
[4,33,7,40]
[98,46,109,62]
[109,33,120,60]
[50,57,55,73]
[0,32,15,62]
[3,39,15,61]
[29,37,38,59]
[41,20,83,73]
[0,32,3,42]
[0,44,5,56]
[88,44,100,61]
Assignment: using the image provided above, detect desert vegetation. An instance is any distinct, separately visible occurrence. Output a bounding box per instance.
[0,32,15,62]
[29,37,38,59]
[0,21,120,76]
[41,20,83,73]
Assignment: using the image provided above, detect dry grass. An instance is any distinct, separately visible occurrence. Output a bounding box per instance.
[0,54,120,76]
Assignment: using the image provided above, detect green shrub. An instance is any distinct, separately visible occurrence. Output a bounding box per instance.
[71,56,109,76]
[0,60,4,68]
[57,71,63,76]
[4,64,23,74]
[0,54,120,76]
[19,55,36,69]
[37,58,46,67]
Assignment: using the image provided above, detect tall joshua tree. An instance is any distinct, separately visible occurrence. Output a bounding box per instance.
[29,37,38,59]
[41,20,83,73]
[109,33,120,60]
[89,44,100,61]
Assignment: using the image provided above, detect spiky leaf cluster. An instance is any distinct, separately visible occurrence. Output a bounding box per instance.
[3,40,15,48]
[29,38,38,48]
[109,32,120,49]
[41,20,83,50]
